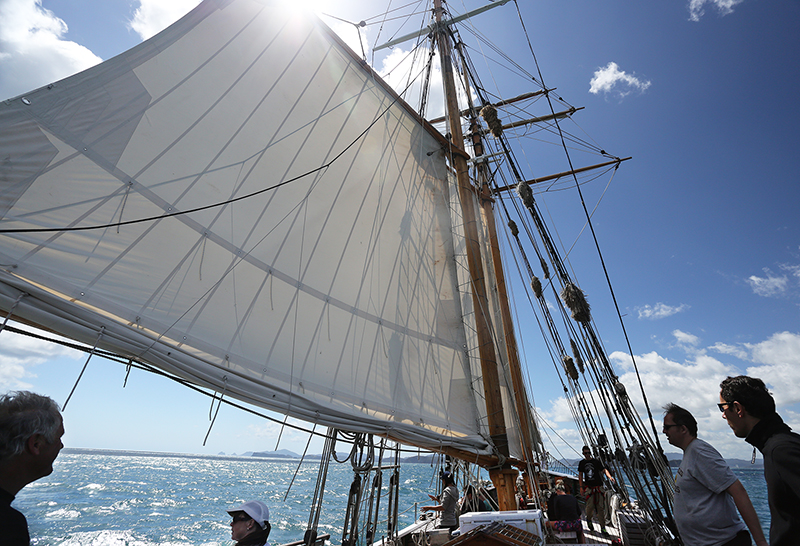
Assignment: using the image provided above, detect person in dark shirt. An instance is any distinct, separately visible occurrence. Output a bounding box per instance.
[720,376,800,546]
[577,445,614,535]
[545,481,584,543]
[422,471,460,533]
[0,391,64,546]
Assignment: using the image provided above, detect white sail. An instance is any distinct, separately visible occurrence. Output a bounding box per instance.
[0,0,498,454]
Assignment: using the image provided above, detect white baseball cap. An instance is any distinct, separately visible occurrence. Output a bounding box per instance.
[228,500,270,530]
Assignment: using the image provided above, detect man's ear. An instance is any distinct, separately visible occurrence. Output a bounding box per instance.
[732,401,747,418]
[26,433,43,456]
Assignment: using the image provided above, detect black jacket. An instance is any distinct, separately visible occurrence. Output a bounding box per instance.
[0,487,30,546]
[746,413,800,546]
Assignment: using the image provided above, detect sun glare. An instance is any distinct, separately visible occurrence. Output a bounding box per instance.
[275,0,326,17]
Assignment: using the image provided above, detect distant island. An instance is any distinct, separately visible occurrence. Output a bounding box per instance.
[61,447,262,462]
[60,447,441,464]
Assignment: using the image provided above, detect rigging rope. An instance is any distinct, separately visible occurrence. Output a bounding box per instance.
[203,376,228,446]
[0,293,25,335]
[423,0,679,538]
[62,326,105,411]
[303,427,335,546]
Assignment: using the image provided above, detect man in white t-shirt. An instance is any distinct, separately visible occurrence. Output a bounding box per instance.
[663,403,766,546]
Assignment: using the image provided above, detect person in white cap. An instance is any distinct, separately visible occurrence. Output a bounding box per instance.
[227,500,271,546]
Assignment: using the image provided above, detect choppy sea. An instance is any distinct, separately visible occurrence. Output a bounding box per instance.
[14,452,771,545]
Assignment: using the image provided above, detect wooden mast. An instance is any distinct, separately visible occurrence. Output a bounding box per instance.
[453,39,541,505]
[432,0,517,511]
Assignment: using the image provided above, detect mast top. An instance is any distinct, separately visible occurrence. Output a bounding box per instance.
[373,0,512,51]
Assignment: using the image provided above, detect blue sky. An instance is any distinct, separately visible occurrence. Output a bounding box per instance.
[0,0,798,463]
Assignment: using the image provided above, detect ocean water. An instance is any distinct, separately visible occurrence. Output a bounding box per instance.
[14,453,771,545]
[16,452,439,546]
[733,466,771,532]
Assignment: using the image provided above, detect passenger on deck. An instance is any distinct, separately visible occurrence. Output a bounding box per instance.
[664,403,767,546]
[719,375,800,546]
[0,391,65,546]
[578,445,614,536]
[228,500,271,546]
[545,481,585,543]
[421,471,460,533]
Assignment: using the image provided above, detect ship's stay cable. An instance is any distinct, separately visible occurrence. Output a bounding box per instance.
[509,3,670,510]
[511,0,663,444]
[302,428,334,546]
[438,0,675,534]
[456,4,676,524]
[202,377,227,446]
[461,53,592,472]
[284,422,318,500]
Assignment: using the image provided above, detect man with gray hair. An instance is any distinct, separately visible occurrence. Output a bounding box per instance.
[0,391,64,545]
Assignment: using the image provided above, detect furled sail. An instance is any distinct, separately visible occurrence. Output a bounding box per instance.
[0,0,498,454]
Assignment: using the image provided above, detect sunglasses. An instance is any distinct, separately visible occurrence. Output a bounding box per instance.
[718,402,733,412]
[232,514,251,523]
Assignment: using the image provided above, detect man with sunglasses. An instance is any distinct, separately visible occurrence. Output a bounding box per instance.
[720,376,800,546]
[227,500,271,546]
[663,403,766,546]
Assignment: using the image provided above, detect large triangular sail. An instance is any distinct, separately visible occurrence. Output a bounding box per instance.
[0,0,500,455]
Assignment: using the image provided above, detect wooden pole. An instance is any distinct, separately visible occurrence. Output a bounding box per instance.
[432,0,516,512]
[453,40,543,507]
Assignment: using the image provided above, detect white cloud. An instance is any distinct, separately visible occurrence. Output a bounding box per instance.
[539,395,576,424]
[672,329,700,347]
[747,270,788,297]
[589,62,651,98]
[746,263,800,299]
[0,324,82,391]
[538,330,800,460]
[379,45,449,122]
[129,0,201,41]
[611,349,734,411]
[708,342,749,360]
[610,349,756,457]
[745,332,800,405]
[688,0,745,22]
[636,302,689,320]
[0,0,102,100]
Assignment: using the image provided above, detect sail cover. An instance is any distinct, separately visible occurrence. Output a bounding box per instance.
[0,0,492,454]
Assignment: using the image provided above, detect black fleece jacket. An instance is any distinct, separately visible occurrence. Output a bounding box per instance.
[745,413,800,546]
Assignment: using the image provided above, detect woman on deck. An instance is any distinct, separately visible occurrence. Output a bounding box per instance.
[228,500,272,546]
